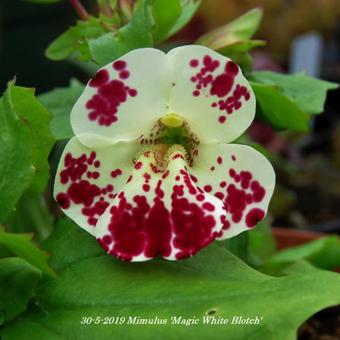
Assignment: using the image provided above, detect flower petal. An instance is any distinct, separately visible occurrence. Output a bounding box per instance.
[54,137,139,235]
[190,144,275,239]
[71,48,169,148]
[168,45,256,143]
[96,148,226,261]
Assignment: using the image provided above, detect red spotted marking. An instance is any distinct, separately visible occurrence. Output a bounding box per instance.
[196,194,205,201]
[97,162,222,261]
[216,215,231,234]
[246,208,265,228]
[134,161,143,170]
[89,69,109,87]
[86,60,138,126]
[56,152,120,227]
[119,70,130,79]
[111,169,123,178]
[162,170,170,179]
[218,116,226,123]
[113,60,127,71]
[189,59,199,68]
[143,184,150,192]
[202,165,266,229]
[220,181,226,188]
[189,55,251,124]
[56,192,70,209]
[221,216,231,230]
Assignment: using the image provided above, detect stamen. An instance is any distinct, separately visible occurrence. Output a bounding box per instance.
[160,113,184,128]
[134,144,188,172]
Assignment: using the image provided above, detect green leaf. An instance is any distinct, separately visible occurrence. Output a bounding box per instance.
[43,219,103,271]
[0,83,34,221]
[221,40,265,54]
[196,8,263,71]
[224,219,276,268]
[263,236,340,274]
[197,8,262,51]
[2,221,340,339]
[39,79,85,140]
[88,1,154,66]
[218,40,266,69]
[0,257,41,325]
[250,81,310,131]
[152,0,201,43]
[6,192,54,242]
[224,231,249,262]
[248,219,276,264]
[0,228,56,277]
[219,40,265,70]
[251,71,338,114]
[167,0,201,38]
[45,16,116,62]
[152,0,181,43]
[9,86,55,192]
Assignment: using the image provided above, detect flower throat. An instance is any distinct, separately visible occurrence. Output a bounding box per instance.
[137,113,200,167]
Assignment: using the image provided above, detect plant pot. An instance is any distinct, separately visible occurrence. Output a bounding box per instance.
[272,227,325,250]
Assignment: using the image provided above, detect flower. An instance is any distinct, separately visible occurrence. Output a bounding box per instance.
[54,45,275,262]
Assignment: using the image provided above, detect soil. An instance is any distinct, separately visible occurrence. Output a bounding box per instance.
[298,305,340,340]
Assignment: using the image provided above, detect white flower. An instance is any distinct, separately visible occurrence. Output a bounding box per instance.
[54,45,275,262]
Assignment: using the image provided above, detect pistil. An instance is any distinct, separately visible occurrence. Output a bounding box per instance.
[160,113,184,128]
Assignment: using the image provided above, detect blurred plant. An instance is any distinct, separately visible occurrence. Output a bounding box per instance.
[196,8,265,70]
[197,0,340,57]
[0,1,339,339]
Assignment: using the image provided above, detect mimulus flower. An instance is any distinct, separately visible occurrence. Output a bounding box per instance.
[54,45,275,262]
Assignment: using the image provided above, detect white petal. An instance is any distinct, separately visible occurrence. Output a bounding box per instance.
[53,137,139,235]
[190,143,275,239]
[71,48,170,148]
[168,45,256,143]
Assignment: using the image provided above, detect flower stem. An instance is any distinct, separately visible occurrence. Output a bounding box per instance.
[98,0,114,17]
[69,0,89,20]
